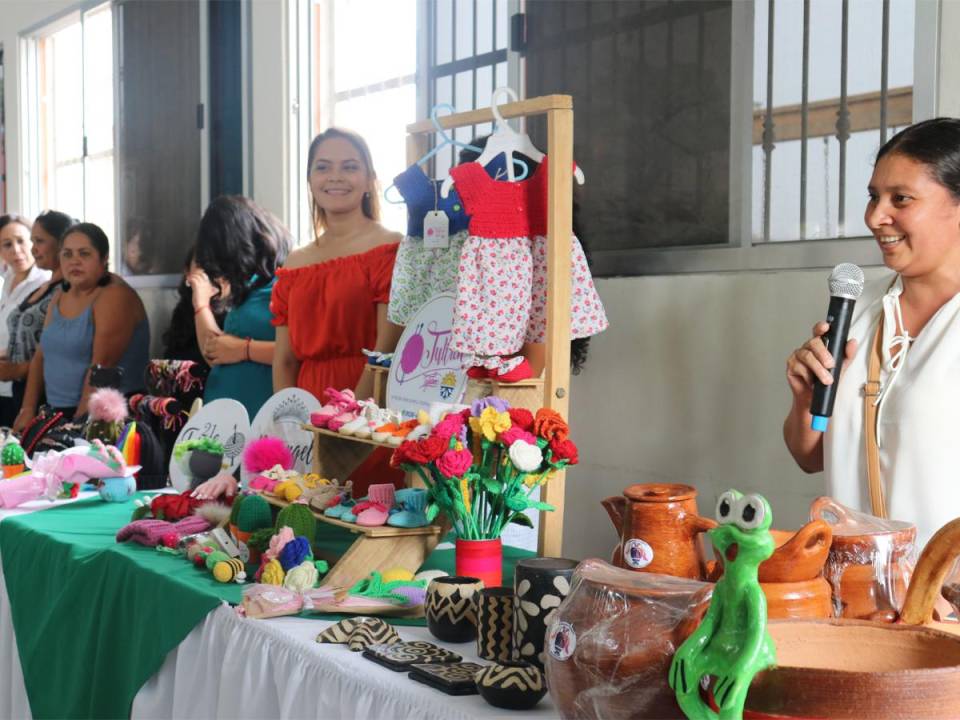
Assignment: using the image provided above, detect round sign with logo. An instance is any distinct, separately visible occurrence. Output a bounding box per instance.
[169,399,251,492]
[386,293,467,420]
[623,538,654,569]
[547,621,577,661]
[245,388,320,486]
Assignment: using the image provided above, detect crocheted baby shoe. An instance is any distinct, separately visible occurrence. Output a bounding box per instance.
[355,484,395,527]
[387,488,429,528]
[311,388,357,428]
[325,496,358,519]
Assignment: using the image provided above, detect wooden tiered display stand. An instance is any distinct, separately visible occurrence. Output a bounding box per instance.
[296,95,576,587]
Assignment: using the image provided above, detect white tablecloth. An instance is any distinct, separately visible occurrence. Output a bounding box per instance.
[0,498,558,719]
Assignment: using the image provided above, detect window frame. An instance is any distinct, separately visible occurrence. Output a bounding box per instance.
[19,1,117,250]
[584,0,940,278]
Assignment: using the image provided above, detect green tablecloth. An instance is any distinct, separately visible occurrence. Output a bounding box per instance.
[0,495,535,719]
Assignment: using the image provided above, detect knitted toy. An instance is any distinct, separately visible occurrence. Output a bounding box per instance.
[185,541,247,583]
[0,442,139,509]
[173,438,226,489]
[228,493,247,535]
[85,388,128,445]
[235,493,273,542]
[116,514,212,546]
[1,438,25,479]
[275,502,317,544]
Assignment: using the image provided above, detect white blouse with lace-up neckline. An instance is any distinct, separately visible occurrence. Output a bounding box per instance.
[823,274,960,549]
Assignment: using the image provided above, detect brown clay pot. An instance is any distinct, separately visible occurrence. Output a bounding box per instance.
[601,483,716,580]
[742,516,960,719]
[544,559,712,720]
[810,496,916,619]
[762,577,833,620]
[711,520,832,584]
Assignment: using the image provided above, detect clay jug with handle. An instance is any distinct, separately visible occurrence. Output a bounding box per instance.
[602,483,716,580]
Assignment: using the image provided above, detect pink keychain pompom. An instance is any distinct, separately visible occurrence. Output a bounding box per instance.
[242,436,293,474]
[88,388,129,423]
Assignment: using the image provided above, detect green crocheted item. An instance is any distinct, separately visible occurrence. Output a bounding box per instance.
[236,494,272,532]
[204,550,230,570]
[228,494,247,527]
[246,527,275,552]
[1,441,24,466]
[275,503,317,544]
[173,438,225,461]
[348,571,427,604]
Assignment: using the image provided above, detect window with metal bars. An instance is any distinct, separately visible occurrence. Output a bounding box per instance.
[427,0,514,179]
[754,0,915,243]
[308,0,419,235]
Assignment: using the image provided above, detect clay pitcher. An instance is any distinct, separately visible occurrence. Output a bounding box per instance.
[602,483,716,580]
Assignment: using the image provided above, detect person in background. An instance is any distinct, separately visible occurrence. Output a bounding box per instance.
[0,214,51,425]
[162,247,226,365]
[192,130,402,501]
[13,222,149,431]
[189,195,291,419]
[0,210,75,420]
[784,117,960,549]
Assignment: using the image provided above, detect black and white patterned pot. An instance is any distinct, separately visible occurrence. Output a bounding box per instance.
[425,575,484,643]
[513,557,578,669]
[475,660,547,710]
[476,586,515,662]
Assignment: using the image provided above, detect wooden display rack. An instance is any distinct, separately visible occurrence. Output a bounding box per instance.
[262,493,445,589]
[407,94,576,557]
[304,95,575,585]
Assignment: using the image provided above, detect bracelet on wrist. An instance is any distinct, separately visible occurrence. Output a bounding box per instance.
[244,337,252,361]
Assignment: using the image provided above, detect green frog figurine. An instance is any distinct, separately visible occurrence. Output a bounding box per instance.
[669,489,777,720]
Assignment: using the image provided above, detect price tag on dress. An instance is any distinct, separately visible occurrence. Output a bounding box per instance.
[423,210,449,249]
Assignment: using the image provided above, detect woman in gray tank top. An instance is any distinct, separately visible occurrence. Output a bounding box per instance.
[13,223,150,431]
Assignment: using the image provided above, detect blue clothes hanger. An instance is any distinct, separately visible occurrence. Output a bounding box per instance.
[385,103,528,204]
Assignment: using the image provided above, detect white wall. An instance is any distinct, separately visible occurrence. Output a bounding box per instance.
[562,268,889,560]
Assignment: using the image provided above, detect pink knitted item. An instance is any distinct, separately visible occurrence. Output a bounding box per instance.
[88,388,129,423]
[116,514,211,546]
[355,484,395,527]
[311,388,357,428]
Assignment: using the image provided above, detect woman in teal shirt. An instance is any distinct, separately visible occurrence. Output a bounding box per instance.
[189,196,292,418]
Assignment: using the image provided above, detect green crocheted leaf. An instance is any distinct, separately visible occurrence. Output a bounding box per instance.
[481,477,503,495]
[508,512,534,528]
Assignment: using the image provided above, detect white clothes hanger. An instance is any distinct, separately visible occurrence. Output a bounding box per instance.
[440,87,585,198]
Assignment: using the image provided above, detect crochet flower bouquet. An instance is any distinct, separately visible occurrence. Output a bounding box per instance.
[390,397,578,540]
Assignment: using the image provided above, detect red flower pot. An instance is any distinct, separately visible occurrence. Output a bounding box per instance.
[456,538,503,588]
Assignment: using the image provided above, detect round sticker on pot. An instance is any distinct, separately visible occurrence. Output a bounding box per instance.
[547,621,576,661]
[624,538,654,569]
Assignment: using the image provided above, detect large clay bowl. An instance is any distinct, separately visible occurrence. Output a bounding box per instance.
[763,577,832,620]
[744,620,960,719]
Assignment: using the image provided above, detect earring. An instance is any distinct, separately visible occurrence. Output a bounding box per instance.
[363,191,370,200]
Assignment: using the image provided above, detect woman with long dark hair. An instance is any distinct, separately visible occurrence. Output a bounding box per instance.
[188,195,292,418]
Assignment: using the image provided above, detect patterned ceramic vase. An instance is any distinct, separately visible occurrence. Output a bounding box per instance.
[425,576,484,643]
[513,557,578,669]
[475,661,547,710]
[476,586,515,662]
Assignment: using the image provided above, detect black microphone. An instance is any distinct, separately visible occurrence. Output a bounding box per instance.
[810,263,865,432]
